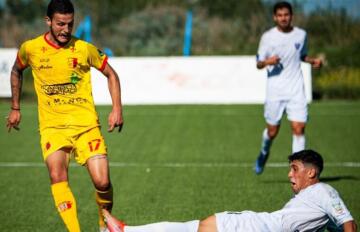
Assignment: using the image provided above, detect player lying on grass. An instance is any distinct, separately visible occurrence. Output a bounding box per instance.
[102,150,357,232]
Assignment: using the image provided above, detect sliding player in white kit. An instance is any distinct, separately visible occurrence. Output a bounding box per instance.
[102,150,357,232]
[254,1,323,174]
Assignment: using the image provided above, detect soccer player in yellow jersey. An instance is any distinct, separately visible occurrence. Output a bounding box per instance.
[6,0,123,231]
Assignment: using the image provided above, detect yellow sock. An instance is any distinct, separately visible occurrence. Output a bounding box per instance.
[95,185,113,228]
[51,182,81,232]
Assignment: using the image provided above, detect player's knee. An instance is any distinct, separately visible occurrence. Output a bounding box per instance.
[267,128,278,139]
[94,178,111,191]
[49,170,68,184]
[292,125,305,135]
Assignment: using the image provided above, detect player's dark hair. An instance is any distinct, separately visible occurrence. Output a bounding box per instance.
[273,1,293,15]
[288,150,323,177]
[47,0,74,19]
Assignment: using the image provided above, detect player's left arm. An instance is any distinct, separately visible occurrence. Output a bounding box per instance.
[102,63,124,132]
[322,186,356,232]
[342,220,357,232]
[300,33,322,69]
[302,56,322,69]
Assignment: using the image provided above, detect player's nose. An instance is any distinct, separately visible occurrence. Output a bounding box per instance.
[287,170,292,178]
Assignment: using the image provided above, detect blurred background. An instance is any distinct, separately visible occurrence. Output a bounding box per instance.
[0,2,359,230]
[0,0,359,100]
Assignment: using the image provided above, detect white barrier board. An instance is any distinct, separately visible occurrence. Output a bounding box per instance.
[0,49,17,97]
[0,49,312,104]
[92,56,312,105]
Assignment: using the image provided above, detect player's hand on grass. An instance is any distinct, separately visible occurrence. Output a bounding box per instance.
[6,109,21,132]
[108,108,123,133]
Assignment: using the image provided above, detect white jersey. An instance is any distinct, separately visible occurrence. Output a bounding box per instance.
[216,183,353,232]
[257,27,308,102]
[272,182,353,231]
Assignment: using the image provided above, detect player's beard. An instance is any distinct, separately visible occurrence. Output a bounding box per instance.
[278,18,292,32]
[49,27,71,47]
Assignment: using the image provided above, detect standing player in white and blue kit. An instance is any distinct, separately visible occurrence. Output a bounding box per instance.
[100,150,357,232]
[255,1,323,175]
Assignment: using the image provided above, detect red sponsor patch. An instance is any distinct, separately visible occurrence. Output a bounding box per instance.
[58,201,72,212]
[46,142,51,150]
[72,58,78,68]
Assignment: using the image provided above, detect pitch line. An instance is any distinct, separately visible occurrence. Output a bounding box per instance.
[0,162,359,168]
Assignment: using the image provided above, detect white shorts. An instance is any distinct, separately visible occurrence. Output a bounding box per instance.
[264,99,307,125]
[215,211,273,232]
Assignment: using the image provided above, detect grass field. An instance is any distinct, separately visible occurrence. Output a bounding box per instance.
[0,101,359,231]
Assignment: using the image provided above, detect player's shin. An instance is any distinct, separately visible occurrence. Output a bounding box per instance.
[261,128,273,154]
[124,221,199,232]
[292,134,305,153]
[96,184,114,230]
[51,181,80,232]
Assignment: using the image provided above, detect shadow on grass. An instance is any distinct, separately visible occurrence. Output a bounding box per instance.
[259,175,359,184]
[260,179,289,184]
[320,176,359,182]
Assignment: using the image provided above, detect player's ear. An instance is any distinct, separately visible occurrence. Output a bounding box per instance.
[45,16,51,27]
[308,167,317,179]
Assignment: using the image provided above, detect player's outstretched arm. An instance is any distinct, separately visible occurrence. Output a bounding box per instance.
[6,61,24,132]
[102,63,124,132]
[303,56,322,69]
[343,220,357,232]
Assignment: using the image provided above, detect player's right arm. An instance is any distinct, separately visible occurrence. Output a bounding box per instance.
[256,56,281,69]
[6,55,27,132]
[256,32,280,69]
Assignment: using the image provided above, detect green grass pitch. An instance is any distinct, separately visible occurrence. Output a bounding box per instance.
[0,102,359,231]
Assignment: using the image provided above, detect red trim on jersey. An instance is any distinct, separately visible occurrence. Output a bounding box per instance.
[44,32,62,49]
[16,53,26,69]
[99,56,108,72]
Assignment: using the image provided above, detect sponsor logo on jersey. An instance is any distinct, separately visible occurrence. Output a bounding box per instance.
[68,58,78,68]
[37,64,53,70]
[46,142,51,150]
[71,73,81,84]
[57,201,72,212]
[42,83,77,95]
[52,97,88,105]
[41,46,48,53]
[295,43,300,50]
[40,58,50,63]
[332,202,344,215]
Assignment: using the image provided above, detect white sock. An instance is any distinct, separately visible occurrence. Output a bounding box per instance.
[260,129,272,155]
[124,220,199,232]
[292,134,305,153]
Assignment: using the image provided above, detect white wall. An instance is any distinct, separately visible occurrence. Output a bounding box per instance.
[0,49,312,104]
[0,49,17,97]
[92,56,312,105]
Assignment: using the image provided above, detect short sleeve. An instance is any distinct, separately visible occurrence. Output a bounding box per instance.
[322,187,353,227]
[17,42,28,69]
[256,33,269,62]
[300,33,308,61]
[87,43,108,72]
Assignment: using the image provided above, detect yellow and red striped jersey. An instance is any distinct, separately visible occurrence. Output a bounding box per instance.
[17,32,108,131]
